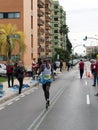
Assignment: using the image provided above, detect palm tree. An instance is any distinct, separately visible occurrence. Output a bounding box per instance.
[0,23,26,62]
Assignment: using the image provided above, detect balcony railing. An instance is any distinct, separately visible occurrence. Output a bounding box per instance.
[45,15,51,22]
[38,0,45,8]
[45,8,51,14]
[38,27,44,35]
[38,9,44,17]
[38,18,44,26]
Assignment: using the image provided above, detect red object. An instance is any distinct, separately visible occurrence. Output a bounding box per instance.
[79,61,84,69]
[91,63,96,72]
[6,64,14,74]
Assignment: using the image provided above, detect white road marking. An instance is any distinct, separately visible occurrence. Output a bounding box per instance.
[85,81,87,86]
[27,87,65,130]
[0,106,5,110]
[86,94,90,105]
[7,102,13,105]
[15,98,20,101]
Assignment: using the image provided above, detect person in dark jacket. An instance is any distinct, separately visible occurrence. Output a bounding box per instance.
[6,60,14,88]
[16,60,25,94]
[90,59,96,86]
[79,59,84,79]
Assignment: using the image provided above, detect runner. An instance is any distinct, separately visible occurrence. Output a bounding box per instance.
[38,59,53,109]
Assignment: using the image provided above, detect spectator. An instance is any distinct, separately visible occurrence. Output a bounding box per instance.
[79,59,84,79]
[16,60,26,94]
[90,59,96,87]
[6,60,14,88]
[60,60,63,72]
[32,58,37,78]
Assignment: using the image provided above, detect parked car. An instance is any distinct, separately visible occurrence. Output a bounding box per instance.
[0,64,7,76]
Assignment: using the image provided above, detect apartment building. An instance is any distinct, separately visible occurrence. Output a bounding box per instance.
[51,0,66,58]
[86,46,98,56]
[0,0,52,69]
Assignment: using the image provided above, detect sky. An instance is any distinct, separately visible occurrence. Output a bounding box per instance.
[59,0,98,55]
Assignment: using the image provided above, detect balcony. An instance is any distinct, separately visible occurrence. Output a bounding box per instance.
[38,0,45,8]
[38,9,44,17]
[46,49,51,52]
[38,18,44,26]
[45,0,51,4]
[38,37,44,43]
[45,23,51,30]
[45,40,51,45]
[38,27,44,35]
[38,47,45,53]
[45,15,51,22]
[45,32,51,38]
[45,8,51,14]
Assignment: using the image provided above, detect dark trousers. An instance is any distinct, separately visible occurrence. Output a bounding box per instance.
[42,82,51,101]
[92,72,97,85]
[18,78,23,94]
[7,73,14,87]
[80,69,84,79]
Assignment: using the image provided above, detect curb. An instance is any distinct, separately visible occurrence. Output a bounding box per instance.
[0,81,39,104]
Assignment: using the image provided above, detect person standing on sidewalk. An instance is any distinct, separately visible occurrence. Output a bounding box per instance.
[6,60,14,88]
[15,60,26,94]
[79,59,84,79]
[60,60,63,72]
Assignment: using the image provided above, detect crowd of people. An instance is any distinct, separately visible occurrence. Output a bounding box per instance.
[6,58,63,109]
[5,57,98,109]
[78,58,98,96]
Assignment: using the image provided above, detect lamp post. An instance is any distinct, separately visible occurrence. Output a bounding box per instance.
[83,36,98,59]
[83,36,98,41]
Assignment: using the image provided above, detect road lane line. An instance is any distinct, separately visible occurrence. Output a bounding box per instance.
[85,81,87,86]
[27,87,65,130]
[86,94,90,105]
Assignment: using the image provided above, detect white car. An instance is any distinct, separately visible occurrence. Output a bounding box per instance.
[0,64,7,76]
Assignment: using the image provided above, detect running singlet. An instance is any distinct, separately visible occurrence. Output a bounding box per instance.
[41,64,52,84]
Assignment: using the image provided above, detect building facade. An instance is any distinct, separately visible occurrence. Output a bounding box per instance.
[0,0,52,70]
[51,0,66,58]
[0,0,67,69]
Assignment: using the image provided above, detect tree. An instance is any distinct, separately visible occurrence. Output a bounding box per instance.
[54,48,70,61]
[60,24,72,56]
[0,23,26,62]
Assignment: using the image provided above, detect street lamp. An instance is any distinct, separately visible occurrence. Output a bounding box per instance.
[83,36,98,41]
[83,36,98,59]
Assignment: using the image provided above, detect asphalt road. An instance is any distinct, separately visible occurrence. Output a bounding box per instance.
[0,63,98,130]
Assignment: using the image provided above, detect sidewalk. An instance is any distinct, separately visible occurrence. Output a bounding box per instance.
[0,68,62,104]
[0,77,39,104]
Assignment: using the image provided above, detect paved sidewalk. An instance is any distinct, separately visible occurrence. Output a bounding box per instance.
[0,68,62,104]
[0,77,39,104]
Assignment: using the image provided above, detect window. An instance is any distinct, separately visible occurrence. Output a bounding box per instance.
[54,24,58,27]
[54,18,58,21]
[0,55,6,61]
[54,36,58,39]
[0,12,20,19]
[0,13,3,18]
[54,5,58,9]
[54,30,58,33]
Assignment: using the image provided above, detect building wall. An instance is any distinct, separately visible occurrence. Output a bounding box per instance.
[0,0,32,69]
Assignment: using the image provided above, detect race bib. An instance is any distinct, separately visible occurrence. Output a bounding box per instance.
[44,74,51,79]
